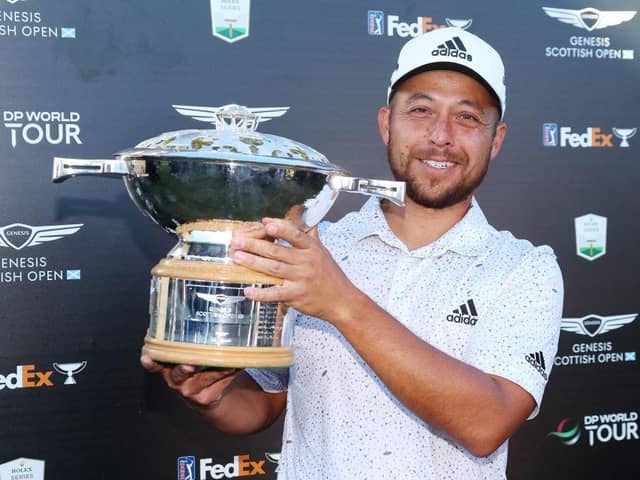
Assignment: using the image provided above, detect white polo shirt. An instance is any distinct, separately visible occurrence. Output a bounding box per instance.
[248,198,563,480]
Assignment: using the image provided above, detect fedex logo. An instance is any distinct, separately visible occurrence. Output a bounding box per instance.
[0,365,53,390]
[368,12,446,37]
[543,124,633,147]
[178,454,266,479]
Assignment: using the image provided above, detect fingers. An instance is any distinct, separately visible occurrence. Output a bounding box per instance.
[261,218,314,249]
[141,354,240,402]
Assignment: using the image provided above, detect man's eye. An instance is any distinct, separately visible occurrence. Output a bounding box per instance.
[458,113,480,123]
[409,107,429,115]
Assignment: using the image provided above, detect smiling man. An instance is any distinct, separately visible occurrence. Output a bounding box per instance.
[142,28,563,480]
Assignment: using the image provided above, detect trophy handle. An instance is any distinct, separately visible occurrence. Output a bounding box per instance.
[52,157,129,183]
[328,175,406,207]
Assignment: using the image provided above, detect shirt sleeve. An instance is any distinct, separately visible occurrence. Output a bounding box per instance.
[246,367,290,393]
[466,245,564,419]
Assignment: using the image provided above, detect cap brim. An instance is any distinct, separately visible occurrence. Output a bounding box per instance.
[389,62,502,119]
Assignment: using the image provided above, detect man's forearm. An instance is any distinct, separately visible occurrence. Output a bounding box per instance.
[187,371,287,435]
[330,290,535,457]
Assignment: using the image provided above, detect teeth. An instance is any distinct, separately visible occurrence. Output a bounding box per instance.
[424,160,454,169]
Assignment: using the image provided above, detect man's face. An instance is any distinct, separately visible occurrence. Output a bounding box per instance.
[378,70,506,209]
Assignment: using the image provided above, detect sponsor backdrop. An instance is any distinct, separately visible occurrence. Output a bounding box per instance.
[0,0,638,478]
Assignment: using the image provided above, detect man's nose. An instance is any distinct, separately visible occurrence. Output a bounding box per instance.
[428,115,453,147]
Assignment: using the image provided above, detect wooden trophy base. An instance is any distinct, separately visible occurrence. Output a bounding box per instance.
[142,335,294,368]
[145,220,293,368]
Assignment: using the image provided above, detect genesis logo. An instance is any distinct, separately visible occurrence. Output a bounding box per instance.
[0,223,82,250]
[561,314,637,338]
[542,7,636,31]
[172,104,289,125]
[195,292,245,306]
[542,7,636,60]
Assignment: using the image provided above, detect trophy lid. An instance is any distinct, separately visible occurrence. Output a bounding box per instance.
[116,104,344,173]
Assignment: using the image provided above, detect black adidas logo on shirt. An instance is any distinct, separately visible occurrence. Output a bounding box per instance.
[525,351,548,380]
[447,299,478,326]
[432,36,473,62]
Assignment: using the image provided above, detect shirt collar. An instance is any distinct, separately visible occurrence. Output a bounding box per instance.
[348,197,494,257]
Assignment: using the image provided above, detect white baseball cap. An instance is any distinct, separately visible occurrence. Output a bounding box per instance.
[387,27,506,119]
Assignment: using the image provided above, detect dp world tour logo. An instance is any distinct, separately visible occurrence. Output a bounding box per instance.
[549,413,639,447]
[548,418,581,445]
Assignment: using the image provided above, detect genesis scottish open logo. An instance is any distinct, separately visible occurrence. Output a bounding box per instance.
[0,1,76,39]
[555,313,637,367]
[0,222,83,284]
[542,6,636,60]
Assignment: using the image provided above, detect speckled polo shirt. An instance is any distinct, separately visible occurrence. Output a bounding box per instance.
[248,197,563,480]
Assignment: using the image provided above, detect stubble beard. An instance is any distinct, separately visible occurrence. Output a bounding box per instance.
[386,136,491,210]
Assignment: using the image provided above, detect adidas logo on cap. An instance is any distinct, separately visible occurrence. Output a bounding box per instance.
[432,36,473,61]
[525,351,548,380]
[446,299,478,326]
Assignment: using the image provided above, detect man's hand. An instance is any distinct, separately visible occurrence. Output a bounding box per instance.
[230,218,362,324]
[140,355,239,409]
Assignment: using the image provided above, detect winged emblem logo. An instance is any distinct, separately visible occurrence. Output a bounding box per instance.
[195,292,246,306]
[561,314,637,337]
[0,223,83,250]
[173,104,289,125]
[542,7,637,31]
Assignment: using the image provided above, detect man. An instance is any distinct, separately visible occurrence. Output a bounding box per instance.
[141,27,563,479]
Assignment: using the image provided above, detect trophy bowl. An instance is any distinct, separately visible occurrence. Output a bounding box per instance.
[52,105,405,368]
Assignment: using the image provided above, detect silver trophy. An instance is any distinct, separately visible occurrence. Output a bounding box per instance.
[53,361,87,384]
[612,128,636,147]
[52,105,405,368]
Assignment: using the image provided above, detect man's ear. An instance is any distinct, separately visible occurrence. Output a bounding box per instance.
[378,106,391,145]
[489,122,507,162]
